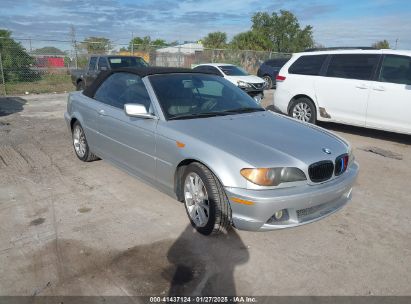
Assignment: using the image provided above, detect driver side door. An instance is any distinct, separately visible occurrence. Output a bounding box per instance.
[93,72,158,181]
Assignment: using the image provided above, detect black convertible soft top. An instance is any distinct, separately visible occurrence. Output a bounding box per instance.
[82,67,218,98]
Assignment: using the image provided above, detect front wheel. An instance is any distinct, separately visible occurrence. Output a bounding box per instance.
[288,97,317,124]
[76,80,85,91]
[182,163,231,235]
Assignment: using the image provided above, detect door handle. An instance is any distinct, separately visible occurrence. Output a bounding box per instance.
[373,86,386,91]
[99,109,106,116]
[355,84,368,89]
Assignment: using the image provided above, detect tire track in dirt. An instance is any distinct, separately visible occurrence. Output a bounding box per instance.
[0,145,30,174]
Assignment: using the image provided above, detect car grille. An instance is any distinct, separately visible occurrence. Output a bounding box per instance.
[308,161,334,182]
[251,82,265,90]
[335,154,349,176]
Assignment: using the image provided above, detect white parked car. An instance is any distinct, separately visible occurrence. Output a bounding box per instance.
[274,49,411,135]
[193,63,266,103]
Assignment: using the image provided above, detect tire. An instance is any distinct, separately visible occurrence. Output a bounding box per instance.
[76,80,85,91]
[262,75,273,89]
[182,162,231,235]
[288,97,317,124]
[72,121,99,162]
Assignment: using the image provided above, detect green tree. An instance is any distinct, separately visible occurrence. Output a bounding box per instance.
[0,29,38,82]
[372,40,390,49]
[81,37,111,54]
[230,31,272,51]
[32,46,65,55]
[129,36,168,52]
[251,10,314,52]
[202,32,227,49]
[129,36,151,52]
[152,39,168,48]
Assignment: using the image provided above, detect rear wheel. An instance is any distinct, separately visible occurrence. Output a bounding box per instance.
[182,163,231,235]
[262,75,273,89]
[289,97,316,124]
[72,121,98,162]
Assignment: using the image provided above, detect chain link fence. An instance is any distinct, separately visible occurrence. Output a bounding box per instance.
[0,39,290,96]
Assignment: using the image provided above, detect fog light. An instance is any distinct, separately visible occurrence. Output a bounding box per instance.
[274,210,283,220]
[267,209,289,224]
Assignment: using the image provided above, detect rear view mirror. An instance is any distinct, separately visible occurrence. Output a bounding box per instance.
[124,104,156,119]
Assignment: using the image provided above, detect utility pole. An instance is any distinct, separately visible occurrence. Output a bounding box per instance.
[131,32,134,55]
[69,25,78,69]
[29,37,32,52]
[0,53,7,96]
[395,38,398,49]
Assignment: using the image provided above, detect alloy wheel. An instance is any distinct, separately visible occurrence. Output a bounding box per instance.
[184,172,210,227]
[292,102,312,122]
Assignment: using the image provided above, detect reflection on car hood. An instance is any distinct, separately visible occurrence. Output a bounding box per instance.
[168,111,348,168]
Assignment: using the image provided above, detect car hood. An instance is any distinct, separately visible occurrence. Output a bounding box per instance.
[224,75,265,84]
[166,111,348,168]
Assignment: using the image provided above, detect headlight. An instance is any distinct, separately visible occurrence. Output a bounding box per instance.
[240,167,306,186]
[237,80,251,88]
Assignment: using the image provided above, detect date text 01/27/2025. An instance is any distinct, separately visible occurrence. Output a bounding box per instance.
[149,296,257,303]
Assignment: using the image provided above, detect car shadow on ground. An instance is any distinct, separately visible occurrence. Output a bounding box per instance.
[167,225,249,296]
[317,121,411,145]
[25,224,249,296]
[0,96,27,117]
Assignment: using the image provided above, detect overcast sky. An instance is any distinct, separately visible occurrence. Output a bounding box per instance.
[1,0,410,50]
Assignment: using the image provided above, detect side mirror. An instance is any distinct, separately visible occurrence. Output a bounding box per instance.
[124,103,156,119]
[100,66,108,71]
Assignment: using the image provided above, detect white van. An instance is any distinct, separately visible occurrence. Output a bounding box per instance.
[274,49,411,135]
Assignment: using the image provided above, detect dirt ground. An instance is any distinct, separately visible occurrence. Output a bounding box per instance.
[0,91,410,296]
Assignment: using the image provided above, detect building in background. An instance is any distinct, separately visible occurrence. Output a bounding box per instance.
[32,55,65,68]
[155,42,204,67]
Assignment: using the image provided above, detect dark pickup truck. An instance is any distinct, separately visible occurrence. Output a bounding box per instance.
[71,55,149,90]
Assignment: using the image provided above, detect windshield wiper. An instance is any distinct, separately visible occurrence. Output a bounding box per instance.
[221,107,266,114]
[168,108,265,120]
[168,112,230,120]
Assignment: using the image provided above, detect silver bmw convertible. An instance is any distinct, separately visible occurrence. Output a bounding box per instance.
[64,67,359,235]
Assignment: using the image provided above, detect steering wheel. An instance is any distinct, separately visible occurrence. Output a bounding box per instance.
[200,99,219,111]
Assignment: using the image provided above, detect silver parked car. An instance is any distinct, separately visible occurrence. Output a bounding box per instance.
[64,67,359,235]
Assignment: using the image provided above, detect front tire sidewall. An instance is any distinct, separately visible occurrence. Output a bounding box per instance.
[182,163,227,235]
[76,81,85,91]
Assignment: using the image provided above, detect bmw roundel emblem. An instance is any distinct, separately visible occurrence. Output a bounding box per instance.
[322,148,332,155]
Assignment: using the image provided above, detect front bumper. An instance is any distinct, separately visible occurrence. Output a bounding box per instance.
[64,112,71,130]
[242,88,264,97]
[242,89,264,103]
[225,162,359,231]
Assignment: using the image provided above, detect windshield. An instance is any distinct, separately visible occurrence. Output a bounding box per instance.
[108,56,149,68]
[149,74,264,120]
[218,65,249,76]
